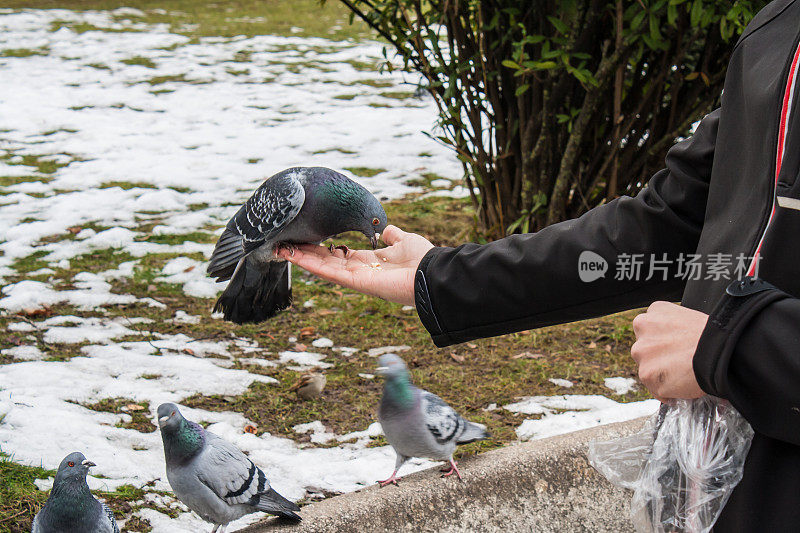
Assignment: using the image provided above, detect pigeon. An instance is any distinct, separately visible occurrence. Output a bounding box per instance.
[207,167,388,324]
[156,403,301,532]
[289,371,326,400]
[375,354,489,486]
[32,452,119,533]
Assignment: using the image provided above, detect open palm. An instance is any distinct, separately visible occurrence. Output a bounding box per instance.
[278,225,434,306]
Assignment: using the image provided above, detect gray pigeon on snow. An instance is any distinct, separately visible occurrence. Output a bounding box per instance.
[32,452,119,533]
[156,403,300,532]
[376,354,489,486]
[207,166,388,324]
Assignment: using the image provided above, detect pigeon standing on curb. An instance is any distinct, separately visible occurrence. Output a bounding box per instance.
[376,354,489,486]
[32,452,119,533]
[207,167,388,324]
[156,403,301,532]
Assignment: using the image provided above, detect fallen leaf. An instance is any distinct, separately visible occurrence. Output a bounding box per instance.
[20,306,51,318]
[604,344,612,352]
[67,226,82,234]
[318,309,335,316]
[467,343,478,349]
[512,351,544,360]
[450,352,465,363]
[244,424,257,434]
[147,284,157,292]
[588,341,597,349]
[404,326,418,332]
[332,290,343,297]
[126,404,144,411]
[294,343,307,352]
[183,348,196,356]
[183,265,195,273]
[300,326,316,337]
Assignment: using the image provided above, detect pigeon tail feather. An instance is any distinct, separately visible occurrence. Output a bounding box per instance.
[255,487,302,521]
[457,421,490,444]
[207,227,245,282]
[213,257,291,324]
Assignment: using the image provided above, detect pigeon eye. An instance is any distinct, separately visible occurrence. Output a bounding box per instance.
[372,218,380,225]
[68,461,75,467]
[171,411,175,417]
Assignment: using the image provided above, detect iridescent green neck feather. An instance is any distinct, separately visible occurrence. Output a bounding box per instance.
[164,419,205,463]
[384,373,414,409]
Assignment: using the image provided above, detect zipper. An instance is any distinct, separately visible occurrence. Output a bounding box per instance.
[746,35,800,278]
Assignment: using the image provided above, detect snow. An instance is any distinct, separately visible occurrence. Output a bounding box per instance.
[0,8,653,530]
[311,337,334,348]
[1,345,45,361]
[548,378,574,388]
[604,376,637,395]
[155,257,224,298]
[0,8,462,287]
[278,350,332,370]
[366,345,411,357]
[505,395,659,441]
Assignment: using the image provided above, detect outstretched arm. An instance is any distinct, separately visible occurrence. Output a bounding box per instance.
[285,109,720,347]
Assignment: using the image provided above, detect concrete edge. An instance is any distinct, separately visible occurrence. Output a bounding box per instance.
[239,417,646,533]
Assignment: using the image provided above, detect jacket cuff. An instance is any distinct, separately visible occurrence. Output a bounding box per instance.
[414,247,450,347]
[693,277,787,398]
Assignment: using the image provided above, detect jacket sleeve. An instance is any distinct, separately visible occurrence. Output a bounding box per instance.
[415,108,720,347]
[694,278,800,445]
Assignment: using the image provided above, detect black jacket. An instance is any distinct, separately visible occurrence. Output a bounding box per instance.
[414,1,800,530]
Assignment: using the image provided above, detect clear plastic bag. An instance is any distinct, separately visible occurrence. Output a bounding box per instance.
[588,396,754,533]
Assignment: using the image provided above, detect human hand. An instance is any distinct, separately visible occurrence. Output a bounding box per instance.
[278,225,434,306]
[631,301,709,402]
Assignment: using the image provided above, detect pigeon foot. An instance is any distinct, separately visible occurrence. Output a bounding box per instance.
[277,243,296,257]
[328,243,350,256]
[441,459,462,480]
[378,470,401,487]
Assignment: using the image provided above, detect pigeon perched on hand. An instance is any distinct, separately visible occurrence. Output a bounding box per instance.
[376,354,489,486]
[32,452,119,533]
[156,403,300,532]
[207,167,388,324]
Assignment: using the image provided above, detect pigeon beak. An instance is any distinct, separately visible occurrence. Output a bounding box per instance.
[158,415,169,427]
[375,366,389,374]
[82,459,96,467]
[370,233,379,250]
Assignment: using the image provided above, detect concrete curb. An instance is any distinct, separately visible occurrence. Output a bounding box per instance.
[240,417,646,533]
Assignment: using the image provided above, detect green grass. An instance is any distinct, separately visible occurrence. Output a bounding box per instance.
[99,181,156,190]
[0,453,53,533]
[5,0,371,41]
[120,56,156,68]
[343,166,387,178]
[0,47,48,58]
[77,398,157,433]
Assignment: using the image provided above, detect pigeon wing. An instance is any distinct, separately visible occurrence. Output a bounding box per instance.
[101,502,120,533]
[421,391,467,446]
[195,433,272,507]
[235,171,305,254]
[208,171,305,279]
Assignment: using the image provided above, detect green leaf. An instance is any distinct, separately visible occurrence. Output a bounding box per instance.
[690,0,704,27]
[501,59,521,70]
[547,16,569,35]
[532,61,558,70]
[515,84,530,96]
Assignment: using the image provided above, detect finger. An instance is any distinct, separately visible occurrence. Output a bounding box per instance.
[381,225,406,246]
[631,313,647,337]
